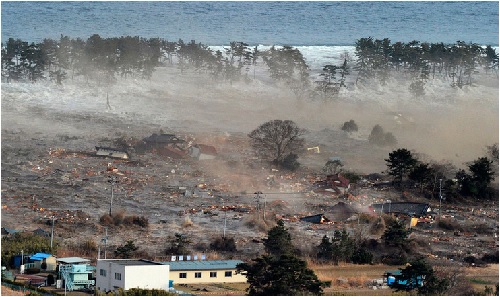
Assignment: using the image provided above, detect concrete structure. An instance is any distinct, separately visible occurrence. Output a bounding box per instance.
[161,260,246,285]
[96,259,169,293]
[57,257,95,291]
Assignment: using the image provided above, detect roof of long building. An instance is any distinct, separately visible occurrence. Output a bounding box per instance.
[57,257,91,264]
[99,259,164,266]
[161,260,243,271]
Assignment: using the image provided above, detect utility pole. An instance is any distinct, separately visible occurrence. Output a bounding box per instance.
[222,198,227,239]
[254,192,262,220]
[438,178,443,221]
[50,216,55,250]
[263,194,267,220]
[108,175,118,216]
[103,227,108,259]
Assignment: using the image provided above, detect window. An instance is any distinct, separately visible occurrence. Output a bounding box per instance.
[225,271,232,277]
[114,273,121,280]
[99,269,106,277]
[179,273,187,279]
[194,272,202,278]
[210,272,217,278]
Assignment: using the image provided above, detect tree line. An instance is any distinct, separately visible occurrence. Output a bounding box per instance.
[2,35,497,98]
[249,119,497,201]
[354,37,499,96]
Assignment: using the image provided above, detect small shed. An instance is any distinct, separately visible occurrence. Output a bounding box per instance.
[384,269,424,288]
[29,253,57,271]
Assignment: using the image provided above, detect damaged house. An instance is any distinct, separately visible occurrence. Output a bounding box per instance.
[135,133,188,159]
[371,202,430,217]
[313,174,350,195]
[300,214,332,224]
[189,144,217,160]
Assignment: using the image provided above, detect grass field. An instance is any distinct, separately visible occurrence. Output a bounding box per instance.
[178,263,498,296]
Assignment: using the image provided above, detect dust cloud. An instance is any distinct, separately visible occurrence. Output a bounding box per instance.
[1,66,498,176]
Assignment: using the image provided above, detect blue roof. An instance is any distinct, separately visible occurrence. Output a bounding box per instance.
[161,260,243,271]
[30,252,53,261]
[1,227,20,234]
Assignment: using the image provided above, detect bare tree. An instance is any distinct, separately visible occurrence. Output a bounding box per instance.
[248,120,305,168]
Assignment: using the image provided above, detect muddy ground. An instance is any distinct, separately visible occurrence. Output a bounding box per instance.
[1,66,498,269]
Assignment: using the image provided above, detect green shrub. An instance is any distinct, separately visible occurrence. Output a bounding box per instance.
[351,247,373,264]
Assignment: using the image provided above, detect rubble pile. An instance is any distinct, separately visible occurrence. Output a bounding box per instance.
[2,114,498,264]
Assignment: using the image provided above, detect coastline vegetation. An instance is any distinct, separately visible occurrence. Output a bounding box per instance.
[1,35,498,101]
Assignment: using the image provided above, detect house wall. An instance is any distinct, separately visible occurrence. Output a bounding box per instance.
[96,261,169,293]
[33,256,57,271]
[96,261,125,293]
[124,265,169,291]
[169,269,246,285]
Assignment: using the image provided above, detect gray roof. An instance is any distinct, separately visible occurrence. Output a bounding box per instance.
[161,260,243,271]
[144,134,185,144]
[57,257,91,264]
[372,202,429,217]
[100,259,164,266]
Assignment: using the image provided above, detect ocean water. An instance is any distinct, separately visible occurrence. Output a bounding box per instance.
[1,1,498,69]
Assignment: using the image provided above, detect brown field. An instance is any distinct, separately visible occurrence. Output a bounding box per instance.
[464,264,499,292]
[1,285,26,296]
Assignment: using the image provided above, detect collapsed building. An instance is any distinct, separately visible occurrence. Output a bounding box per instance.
[134,133,217,160]
[313,173,350,195]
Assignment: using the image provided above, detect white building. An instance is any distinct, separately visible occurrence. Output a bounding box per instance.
[96,259,169,293]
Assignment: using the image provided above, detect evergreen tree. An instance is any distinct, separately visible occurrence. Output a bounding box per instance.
[468,157,494,198]
[392,258,449,295]
[114,240,139,259]
[351,247,373,264]
[315,230,357,265]
[382,219,411,248]
[385,148,418,187]
[237,254,329,296]
[165,233,191,255]
[263,219,294,257]
[409,163,434,193]
[316,235,335,263]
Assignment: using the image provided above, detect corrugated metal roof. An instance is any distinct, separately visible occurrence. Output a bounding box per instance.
[57,257,91,264]
[161,260,243,271]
